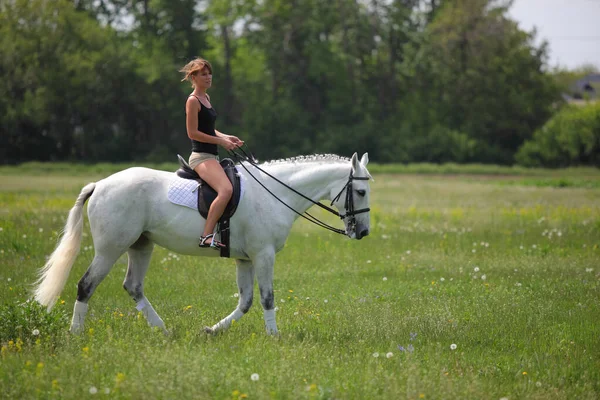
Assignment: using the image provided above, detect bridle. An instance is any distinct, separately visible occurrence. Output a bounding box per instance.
[330,172,371,234]
[229,147,370,236]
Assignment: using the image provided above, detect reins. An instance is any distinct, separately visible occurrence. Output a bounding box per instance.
[228,147,370,236]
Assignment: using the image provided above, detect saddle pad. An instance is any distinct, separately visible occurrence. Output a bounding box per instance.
[167,171,245,211]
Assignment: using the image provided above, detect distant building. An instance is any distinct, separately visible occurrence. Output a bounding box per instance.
[563,73,600,104]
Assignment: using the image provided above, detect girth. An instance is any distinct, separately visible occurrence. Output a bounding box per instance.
[175,155,241,257]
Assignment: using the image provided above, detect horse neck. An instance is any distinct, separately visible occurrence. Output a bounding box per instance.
[261,161,350,214]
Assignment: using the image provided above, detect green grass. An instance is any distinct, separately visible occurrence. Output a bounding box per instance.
[1,168,599,399]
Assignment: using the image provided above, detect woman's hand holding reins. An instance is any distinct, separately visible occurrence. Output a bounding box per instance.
[219,136,243,151]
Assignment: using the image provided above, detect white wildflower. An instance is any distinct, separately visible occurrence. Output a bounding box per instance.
[251,373,259,381]
[450,344,457,350]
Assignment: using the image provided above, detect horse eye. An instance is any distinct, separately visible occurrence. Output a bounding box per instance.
[356,189,366,197]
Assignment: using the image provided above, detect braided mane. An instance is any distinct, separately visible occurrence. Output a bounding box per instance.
[262,154,350,165]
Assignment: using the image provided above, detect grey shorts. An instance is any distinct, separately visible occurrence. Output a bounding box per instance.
[189,152,219,170]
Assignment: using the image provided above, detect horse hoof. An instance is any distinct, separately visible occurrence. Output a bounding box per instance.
[204,326,216,335]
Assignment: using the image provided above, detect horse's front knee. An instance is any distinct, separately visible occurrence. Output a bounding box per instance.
[259,288,274,310]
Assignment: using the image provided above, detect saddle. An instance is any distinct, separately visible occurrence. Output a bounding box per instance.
[175,155,241,258]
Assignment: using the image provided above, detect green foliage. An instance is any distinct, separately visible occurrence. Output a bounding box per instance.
[516,102,600,167]
[0,300,69,345]
[0,0,565,165]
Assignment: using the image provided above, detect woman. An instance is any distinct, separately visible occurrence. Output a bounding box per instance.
[179,58,244,249]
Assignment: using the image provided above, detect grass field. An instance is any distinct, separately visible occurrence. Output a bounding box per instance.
[1,164,599,399]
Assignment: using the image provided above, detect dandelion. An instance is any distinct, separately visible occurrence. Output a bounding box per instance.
[481,275,487,280]
[406,250,411,254]
[280,299,285,303]
[250,373,260,381]
[516,282,522,287]
[32,329,40,336]
[116,373,126,384]
[233,293,239,298]
[383,277,388,281]
[386,352,393,358]
[372,352,379,358]
[22,234,27,239]
[7,278,11,282]
[89,386,98,395]
[39,228,43,233]
[474,267,480,272]
[522,371,527,375]
[585,268,593,273]
[472,249,476,253]
[37,362,44,369]
[519,245,524,250]
[294,312,299,316]
[536,381,542,387]
[324,299,328,303]
[440,277,445,282]
[450,344,457,350]
[367,260,372,264]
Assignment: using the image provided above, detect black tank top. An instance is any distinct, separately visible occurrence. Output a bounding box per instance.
[190,95,218,155]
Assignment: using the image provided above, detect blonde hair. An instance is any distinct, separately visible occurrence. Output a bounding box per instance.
[179,58,213,87]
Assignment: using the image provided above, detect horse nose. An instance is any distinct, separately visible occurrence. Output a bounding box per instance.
[357,228,369,240]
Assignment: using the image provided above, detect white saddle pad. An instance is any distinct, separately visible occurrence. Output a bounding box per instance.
[167,171,245,211]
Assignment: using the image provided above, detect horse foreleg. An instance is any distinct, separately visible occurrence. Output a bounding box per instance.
[254,250,278,335]
[205,259,255,334]
[123,236,167,334]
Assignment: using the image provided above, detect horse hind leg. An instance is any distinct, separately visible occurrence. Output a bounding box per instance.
[70,249,122,334]
[122,235,167,333]
[206,259,255,334]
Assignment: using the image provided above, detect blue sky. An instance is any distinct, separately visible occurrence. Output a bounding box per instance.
[508,0,600,70]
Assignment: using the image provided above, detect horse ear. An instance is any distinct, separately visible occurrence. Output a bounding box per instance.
[360,153,369,166]
[351,152,360,174]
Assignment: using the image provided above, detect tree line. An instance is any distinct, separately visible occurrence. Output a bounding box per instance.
[0,0,581,165]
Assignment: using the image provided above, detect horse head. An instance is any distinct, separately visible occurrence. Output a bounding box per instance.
[330,152,372,240]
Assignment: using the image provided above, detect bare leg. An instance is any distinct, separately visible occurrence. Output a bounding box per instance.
[194,159,233,237]
[206,259,255,334]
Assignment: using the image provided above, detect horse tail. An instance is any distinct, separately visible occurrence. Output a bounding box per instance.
[34,182,96,310]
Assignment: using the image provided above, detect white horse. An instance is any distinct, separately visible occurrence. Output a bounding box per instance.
[34,153,372,335]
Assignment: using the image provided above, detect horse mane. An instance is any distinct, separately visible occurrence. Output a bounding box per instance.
[261,154,350,166]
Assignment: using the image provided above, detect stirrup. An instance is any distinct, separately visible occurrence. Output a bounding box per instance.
[198,233,226,249]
